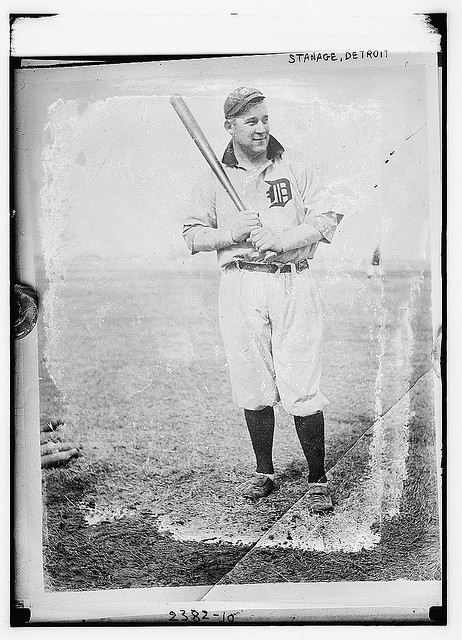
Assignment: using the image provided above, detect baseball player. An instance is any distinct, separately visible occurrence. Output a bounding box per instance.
[367,243,384,278]
[183,87,343,512]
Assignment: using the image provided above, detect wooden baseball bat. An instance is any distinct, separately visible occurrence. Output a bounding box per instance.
[170,95,277,260]
[170,95,247,212]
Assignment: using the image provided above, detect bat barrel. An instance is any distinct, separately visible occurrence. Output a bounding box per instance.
[170,95,246,212]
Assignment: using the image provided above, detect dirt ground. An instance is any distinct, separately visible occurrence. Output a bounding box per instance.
[38,259,440,590]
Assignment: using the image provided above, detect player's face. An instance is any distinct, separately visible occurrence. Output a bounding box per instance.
[227,101,270,158]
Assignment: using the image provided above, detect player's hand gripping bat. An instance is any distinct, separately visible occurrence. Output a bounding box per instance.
[170,95,277,261]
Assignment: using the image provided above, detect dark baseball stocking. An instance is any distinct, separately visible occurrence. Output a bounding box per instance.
[244,406,275,474]
[294,411,327,483]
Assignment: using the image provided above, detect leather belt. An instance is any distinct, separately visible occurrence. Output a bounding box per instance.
[232,258,309,274]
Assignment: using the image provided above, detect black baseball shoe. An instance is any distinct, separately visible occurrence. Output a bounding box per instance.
[241,475,276,499]
[306,483,333,513]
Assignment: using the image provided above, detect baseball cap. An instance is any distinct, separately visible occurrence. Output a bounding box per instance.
[223,87,265,118]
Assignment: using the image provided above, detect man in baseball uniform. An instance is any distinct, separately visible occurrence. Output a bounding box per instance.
[183,87,343,512]
[367,243,384,278]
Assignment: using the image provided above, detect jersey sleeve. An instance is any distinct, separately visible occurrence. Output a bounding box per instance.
[182,171,234,254]
[291,154,344,244]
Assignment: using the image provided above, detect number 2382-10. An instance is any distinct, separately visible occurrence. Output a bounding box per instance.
[169,609,235,623]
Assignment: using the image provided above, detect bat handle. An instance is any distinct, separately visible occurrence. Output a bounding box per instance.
[253,212,278,262]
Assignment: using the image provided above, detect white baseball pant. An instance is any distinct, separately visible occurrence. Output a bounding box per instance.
[218,266,329,416]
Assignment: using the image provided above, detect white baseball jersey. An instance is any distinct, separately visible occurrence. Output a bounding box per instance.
[183,136,343,267]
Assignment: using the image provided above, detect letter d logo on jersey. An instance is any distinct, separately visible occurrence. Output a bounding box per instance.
[265,178,293,208]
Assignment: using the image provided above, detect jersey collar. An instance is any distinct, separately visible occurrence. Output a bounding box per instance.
[221,135,285,167]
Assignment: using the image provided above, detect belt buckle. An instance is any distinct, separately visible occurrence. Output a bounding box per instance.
[271,262,281,275]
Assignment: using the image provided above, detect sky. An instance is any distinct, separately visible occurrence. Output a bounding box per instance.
[18,52,437,272]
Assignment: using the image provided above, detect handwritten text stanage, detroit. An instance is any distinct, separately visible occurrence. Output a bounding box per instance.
[288,51,389,63]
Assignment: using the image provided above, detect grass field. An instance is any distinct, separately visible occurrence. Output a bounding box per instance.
[38,258,440,591]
